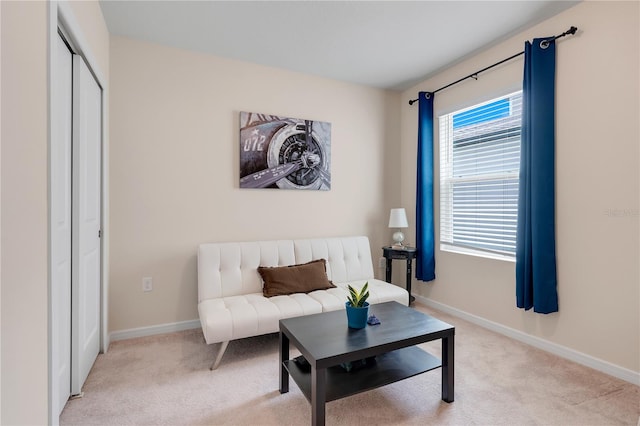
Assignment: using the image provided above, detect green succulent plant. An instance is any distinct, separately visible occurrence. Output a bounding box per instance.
[347,282,370,308]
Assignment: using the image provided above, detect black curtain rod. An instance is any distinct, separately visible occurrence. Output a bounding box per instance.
[408,26,577,105]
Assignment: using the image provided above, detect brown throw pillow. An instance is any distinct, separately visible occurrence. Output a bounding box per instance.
[258,259,336,297]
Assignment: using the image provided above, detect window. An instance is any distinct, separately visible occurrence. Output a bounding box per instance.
[439,91,522,258]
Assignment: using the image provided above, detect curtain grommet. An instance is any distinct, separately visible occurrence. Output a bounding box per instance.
[540,40,550,49]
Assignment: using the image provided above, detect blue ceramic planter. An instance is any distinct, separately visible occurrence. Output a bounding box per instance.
[345,302,369,329]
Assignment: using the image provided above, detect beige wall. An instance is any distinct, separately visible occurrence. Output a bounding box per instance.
[0,0,109,423]
[400,1,639,373]
[1,1,49,423]
[0,1,4,422]
[108,37,401,332]
[66,1,110,83]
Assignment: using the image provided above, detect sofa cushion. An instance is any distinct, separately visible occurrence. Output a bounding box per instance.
[258,259,336,297]
[307,279,409,312]
[198,293,324,344]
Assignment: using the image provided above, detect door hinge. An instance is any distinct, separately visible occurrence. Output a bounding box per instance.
[98,229,102,238]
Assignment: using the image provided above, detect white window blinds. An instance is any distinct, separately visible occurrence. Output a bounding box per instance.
[439,91,522,256]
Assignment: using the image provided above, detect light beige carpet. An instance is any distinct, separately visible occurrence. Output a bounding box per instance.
[60,304,639,425]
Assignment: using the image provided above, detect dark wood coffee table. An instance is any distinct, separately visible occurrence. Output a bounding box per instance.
[279,301,455,426]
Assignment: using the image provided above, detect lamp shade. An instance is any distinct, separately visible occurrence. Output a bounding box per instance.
[388,208,408,228]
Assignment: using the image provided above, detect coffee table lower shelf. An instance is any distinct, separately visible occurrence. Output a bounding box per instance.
[282,346,441,402]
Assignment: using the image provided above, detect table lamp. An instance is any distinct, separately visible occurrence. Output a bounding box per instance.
[388,208,409,247]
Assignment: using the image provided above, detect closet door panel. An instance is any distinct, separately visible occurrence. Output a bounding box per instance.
[71,54,102,395]
[52,32,73,415]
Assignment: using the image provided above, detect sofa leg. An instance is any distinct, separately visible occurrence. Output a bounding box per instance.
[210,341,230,370]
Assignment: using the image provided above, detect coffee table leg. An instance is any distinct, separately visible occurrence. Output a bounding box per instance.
[279,331,289,394]
[311,366,326,426]
[442,333,454,402]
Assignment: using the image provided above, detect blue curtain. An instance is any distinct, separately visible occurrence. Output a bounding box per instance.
[516,38,558,313]
[416,92,436,281]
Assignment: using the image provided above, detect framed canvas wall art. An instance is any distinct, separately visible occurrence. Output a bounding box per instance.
[239,112,331,190]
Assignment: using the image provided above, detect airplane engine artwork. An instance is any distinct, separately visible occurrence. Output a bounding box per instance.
[239,112,331,190]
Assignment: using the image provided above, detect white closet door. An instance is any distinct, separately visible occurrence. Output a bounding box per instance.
[52,33,73,415]
[71,54,102,395]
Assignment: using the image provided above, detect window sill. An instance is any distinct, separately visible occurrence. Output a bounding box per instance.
[440,244,515,263]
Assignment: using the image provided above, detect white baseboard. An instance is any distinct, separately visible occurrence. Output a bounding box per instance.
[110,319,201,342]
[415,295,640,386]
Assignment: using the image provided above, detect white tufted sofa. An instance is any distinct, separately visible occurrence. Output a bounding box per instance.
[197,235,409,369]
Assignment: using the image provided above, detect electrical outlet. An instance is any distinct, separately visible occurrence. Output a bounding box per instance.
[142,277,153,292]
[378,257,386,268]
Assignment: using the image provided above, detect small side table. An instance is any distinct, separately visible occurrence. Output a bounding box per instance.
[382,246,418,305]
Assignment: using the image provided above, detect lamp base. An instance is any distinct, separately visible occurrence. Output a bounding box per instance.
[392,231,405,247]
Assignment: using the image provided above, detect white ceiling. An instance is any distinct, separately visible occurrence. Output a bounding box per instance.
[99,0,579,91]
